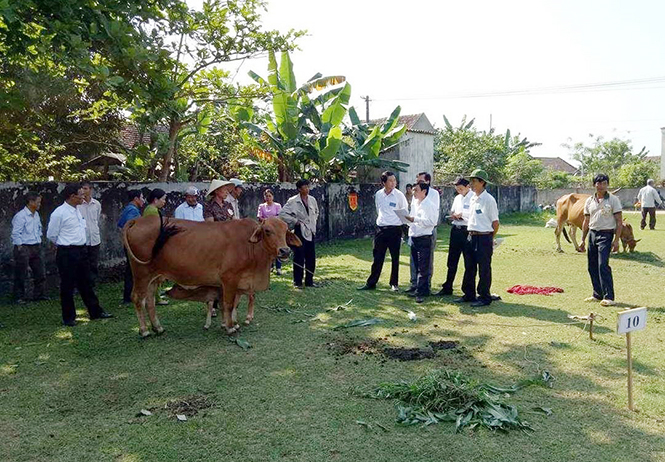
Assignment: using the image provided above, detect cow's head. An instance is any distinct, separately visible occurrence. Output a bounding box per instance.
[249,217,302,260]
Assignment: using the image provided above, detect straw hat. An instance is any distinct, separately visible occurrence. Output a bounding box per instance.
[206,179,234,198]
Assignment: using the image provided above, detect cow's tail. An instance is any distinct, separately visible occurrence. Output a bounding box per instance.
[562,226,572,244]
[151,214,182,258]
[123,221,152,265]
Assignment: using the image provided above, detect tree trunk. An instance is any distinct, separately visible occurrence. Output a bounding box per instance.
[159,117,181,182]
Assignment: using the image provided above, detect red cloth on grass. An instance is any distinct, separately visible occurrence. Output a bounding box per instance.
[506,285,564,295]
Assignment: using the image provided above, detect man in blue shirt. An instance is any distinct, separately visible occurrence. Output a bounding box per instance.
[118,190,144,304]
[10,191,47,304]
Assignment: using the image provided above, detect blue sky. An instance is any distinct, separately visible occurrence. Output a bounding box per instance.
[192,0,665,163]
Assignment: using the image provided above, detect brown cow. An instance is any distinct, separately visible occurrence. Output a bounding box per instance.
[123,216,301,337]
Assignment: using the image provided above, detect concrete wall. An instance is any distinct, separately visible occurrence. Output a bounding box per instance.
[536,188,643,208]
[0,182,544,296]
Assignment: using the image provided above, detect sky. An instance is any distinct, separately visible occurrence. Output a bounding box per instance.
[191,0,665,164]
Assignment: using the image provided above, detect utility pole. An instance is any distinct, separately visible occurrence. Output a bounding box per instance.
[361,95,371,123]
[489,113,493,131]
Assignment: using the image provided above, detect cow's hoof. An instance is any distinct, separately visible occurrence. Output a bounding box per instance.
[139,331,151,339]
[556,249,563,253]
[203,324,210,330]
[152,326,165,335]
[225,326,238,335]
[244,319,252,326]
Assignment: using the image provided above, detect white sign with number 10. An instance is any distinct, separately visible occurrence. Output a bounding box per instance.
[617,307,647,334]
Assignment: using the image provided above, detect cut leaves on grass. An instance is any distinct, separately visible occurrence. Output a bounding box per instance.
[333,318,382,330]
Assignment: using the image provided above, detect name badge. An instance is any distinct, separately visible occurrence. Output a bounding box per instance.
[389,202,396,207]
[463,205,469,209]
[475,209,482,214]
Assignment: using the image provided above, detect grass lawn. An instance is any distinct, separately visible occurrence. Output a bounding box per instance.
[1,211,665,462]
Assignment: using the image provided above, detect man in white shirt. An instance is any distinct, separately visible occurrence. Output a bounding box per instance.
[174,186,204,221]
[10,191,47,303]
[437,177,473,297]
[225,179,244,219]
[637,179,662,230]
[407,172,440,294]
[47,184,112,326]
[404,182,439,303]
[358,171,408,291]
[456,169,499,307]
[78,181,102,283]
[579,174,623,307]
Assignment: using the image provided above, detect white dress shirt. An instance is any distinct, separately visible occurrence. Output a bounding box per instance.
[375,187,408,226]
[47,202,87,246]
[175,202,204,221]
[638,185,662,208]
[11,207,42,245]
[77,197,101,246]
[450,190,472,226]
[426,186,440,211]
[467,190,499,233]
[225,195,240,219]
[408,196,439,237]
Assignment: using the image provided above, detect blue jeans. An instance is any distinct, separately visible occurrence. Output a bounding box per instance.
[588,230,615,300]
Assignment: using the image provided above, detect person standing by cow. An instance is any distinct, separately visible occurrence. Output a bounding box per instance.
[204,180,235,222]
[456,169,499,307]
[47,184,113,326]
[407,172,440,294]
[404,182,439,303]
[436,177,473,296]
[579,174,622,307]
[174,186,204,221]
[77,181,102,284]
[257,188,283,275]
[280,179,320,288]
[11,191,47,304]
[118,190,144,304]
[358,171,407,292]
[637,179,662,230]
[143,188,167,218]
[226,179,244,219]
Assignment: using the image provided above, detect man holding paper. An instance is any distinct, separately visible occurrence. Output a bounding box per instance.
[358,171,408,291]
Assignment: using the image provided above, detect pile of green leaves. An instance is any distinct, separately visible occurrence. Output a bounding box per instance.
[360,370,553,433]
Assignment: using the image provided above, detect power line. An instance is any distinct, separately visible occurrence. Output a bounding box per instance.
[373,76,665,102]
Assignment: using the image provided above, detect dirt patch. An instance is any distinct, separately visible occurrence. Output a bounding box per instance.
[327,338,381,356]
[165,394,215,417]
[429,340,459,351]
[383,347,436,361]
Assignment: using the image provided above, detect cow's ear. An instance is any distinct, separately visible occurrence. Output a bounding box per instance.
[249,225,264,243]
[286,230,302,247]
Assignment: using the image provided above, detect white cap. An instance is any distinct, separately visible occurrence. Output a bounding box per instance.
[185,186,198,195]
[230,178,244,187]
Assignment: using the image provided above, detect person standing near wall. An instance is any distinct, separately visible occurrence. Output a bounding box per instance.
[579,173,622,307]
[407,172,440,294]
[11,191,47,304]
[204,180,235,222]
[358,171,407,292]
[226,179,244,219]
[47,184,113,326]
[174,186,204,221]
[456,169,499,307]
[637,179,661,230]
[436,177,473,296]
[257,188,283,275]
[78,181,102,284]
[280,179,319,288]
[118,190,144,305]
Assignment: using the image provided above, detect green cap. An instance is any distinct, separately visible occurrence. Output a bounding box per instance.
[469,169,491,184]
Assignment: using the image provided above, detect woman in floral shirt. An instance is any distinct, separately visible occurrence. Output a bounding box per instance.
[257,188,283,274]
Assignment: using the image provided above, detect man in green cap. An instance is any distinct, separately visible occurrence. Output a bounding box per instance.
[455,169,499,307]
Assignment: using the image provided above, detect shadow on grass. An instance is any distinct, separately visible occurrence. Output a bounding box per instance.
[612,251,664,267]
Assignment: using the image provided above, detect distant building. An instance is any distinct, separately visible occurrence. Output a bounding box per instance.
[536,157,579,175]
[357,113,435,187]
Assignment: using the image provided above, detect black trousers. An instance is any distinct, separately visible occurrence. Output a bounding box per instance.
[442,226,473,294]
[87,244,100,285]
[410,227,437,289]
[13,244,46,300]
[366,226,402,287]
[123,249,133,303]
[588,230,615,300]
[56,246,103,323]
[641,207,656,230]
[462,234,493,303]
[292,226,316,286]
[411,235,432,296]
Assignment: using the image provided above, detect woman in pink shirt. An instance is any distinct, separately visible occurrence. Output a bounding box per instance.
[257,189,283,274]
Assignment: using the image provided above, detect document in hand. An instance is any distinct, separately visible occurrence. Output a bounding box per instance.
[393,208,411,225]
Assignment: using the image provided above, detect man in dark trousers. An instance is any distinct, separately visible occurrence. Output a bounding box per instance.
[407,171,440,294]
[47,184,113,326]
[280,179,319,288]
[117,190,144,304]
[455,169,499,307]
[436,177,473,296]
[10,191,47,304]
[579,173,622,307]
[358,171,408,291]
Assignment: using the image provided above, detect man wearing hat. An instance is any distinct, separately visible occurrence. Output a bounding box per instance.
[436,177,473,296]
[456,169,499,307]
[175,186,204,221]
[204,179,235,222]
[226,178,244,219]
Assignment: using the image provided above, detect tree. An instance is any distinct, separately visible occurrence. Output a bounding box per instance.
[615,160,659,187]
[504,151,544,186]
[535,170,575,189]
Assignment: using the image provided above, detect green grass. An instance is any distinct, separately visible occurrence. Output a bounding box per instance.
[2,211,665,462]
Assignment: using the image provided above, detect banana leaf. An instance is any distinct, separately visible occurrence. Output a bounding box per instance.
[280,51,297,93]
